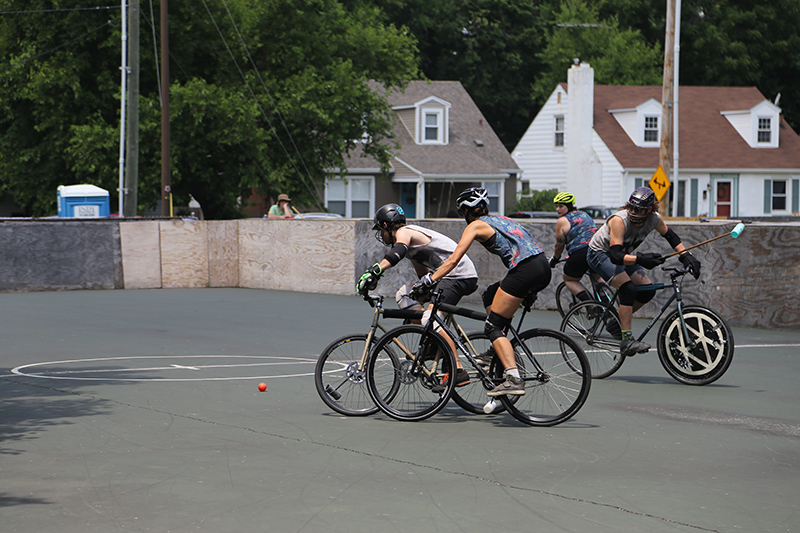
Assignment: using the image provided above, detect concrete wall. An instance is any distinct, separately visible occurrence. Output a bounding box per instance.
[0,218,797,329]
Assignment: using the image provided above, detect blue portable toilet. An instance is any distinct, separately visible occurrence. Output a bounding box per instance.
[57,184,111,218]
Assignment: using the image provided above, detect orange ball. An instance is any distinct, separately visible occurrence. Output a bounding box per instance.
[258,382,267,392]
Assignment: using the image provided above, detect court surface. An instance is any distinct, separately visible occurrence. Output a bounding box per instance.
[1,288,798,533]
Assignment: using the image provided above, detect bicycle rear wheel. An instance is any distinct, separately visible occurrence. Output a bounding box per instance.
[449,331,505,415]
[498,329,591,427]
[560,301,625,379]
[657,306,734,385]
[315,334,382,416]
[367,325,456,421]
[555,282,580,318]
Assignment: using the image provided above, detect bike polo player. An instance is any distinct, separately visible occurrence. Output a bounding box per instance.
[355,203,479,388]
[586,186,702,357]
[412,187,550,397]
[550,192,599,304]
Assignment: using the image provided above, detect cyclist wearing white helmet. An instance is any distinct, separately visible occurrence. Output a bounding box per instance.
[356,203,479,388]
[413,187,550,397]
[587,187,701,357]
[550,192,599,303]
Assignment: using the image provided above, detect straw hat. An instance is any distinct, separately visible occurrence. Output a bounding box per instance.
[277,194,291,203]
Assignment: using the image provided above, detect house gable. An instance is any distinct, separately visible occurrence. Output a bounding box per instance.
[609,98,662,147]
[721,99,781,149]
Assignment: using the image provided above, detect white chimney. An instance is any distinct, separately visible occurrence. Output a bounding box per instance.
[566,62,601,205]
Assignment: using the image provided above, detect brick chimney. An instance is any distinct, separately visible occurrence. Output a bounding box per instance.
[566,61,602,205]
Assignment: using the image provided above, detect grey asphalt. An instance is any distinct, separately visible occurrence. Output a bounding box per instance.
[1,288,798,533]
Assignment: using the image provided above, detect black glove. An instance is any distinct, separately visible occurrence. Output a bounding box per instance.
[635,252,665,269]
[355,263,383,295]
[679,252,701,279]
[410,273,436,300]
[549,256,559,269]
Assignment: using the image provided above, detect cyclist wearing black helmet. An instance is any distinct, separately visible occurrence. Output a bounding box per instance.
[550,192,599,303]
[356,203,479,387]
[413,187,550,397]
[587,187,701,357]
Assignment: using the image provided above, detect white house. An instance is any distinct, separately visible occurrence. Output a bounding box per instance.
[512,62,800,217]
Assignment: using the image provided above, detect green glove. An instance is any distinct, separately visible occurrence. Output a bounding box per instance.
[355,263,383,295]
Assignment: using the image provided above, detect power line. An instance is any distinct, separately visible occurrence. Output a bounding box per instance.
[0,6,122,15]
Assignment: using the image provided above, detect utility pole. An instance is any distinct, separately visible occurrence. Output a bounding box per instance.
[124,0,140,217]
[160,0,171,216]
[659,0,675,216]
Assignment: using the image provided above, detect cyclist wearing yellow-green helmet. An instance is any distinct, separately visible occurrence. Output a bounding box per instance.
[551,192,599,305]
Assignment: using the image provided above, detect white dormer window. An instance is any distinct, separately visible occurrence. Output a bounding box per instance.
[423,109,442,142]
[757,117,772,143]
[644,116,659,142]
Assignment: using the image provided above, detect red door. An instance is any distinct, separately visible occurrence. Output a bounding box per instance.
[716,182,731,217]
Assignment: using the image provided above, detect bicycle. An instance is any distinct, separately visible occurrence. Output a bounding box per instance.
[314,294,492,416]
[364,289,592,426]
[554,272,615,318]
[314,295,422,416]
[560,265,734,385]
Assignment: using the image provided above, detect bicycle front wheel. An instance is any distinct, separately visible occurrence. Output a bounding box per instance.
[657,306,734,385]
[498,329,591,427]
[449,331,506,415]
[315,334,382,416]
[555,282,580,318]
[561,301,625,379]
[367,325,456,422]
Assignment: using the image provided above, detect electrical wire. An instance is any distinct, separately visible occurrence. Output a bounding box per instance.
[0,6,121,15]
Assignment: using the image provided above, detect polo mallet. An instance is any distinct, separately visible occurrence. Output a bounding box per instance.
[291,206,303,219]
[664,222,745,259]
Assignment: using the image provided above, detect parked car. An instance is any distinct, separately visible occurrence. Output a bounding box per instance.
[506,211,559,219]
[579,205,618,219]
[263,212,344,220]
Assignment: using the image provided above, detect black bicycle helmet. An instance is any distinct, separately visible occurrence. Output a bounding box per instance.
[456,187,489,216]
[626,187,656,223]
[372,203,406,232]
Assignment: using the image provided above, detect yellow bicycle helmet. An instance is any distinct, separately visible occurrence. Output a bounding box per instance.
[553,192,576,205]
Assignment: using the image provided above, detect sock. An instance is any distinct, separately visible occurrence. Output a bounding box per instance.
[505,367,520,379]
[622,330,633,340]
[576,290,591,302]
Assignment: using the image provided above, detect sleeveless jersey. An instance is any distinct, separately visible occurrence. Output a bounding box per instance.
[588,210,661,254]
[404,224,477,279]
[564,210,598,254]
[478,216,543,270]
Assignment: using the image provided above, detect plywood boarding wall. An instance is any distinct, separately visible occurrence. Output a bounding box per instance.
[239,219,355,294]
[208,220,239,287]
[119,221,161,289]
[160,220,209,288]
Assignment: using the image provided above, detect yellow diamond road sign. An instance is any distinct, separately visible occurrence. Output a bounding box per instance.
[648,166,671,201]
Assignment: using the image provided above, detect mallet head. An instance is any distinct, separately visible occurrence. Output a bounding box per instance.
[731,222,745,238]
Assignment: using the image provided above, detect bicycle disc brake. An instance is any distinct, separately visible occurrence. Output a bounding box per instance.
[344,362,366,383]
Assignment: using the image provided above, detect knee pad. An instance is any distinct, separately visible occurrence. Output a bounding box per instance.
[484,311,511,342]
[635,287,655,304]
[619,281,637,306]
[421,309,446,332]
[482,282,499,309]
[395,284,417,310]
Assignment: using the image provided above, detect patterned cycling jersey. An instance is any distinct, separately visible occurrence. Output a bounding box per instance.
[478,216,544,270]
[564,210,597,255]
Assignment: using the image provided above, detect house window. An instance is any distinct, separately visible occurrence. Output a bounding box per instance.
[757,117,772,143]
[554,116,564,147]
[772,180,787,211]
[644,116,659,142]
[422,109,443,143]
[677,180,686,217]
[325,177,373,217]
[483,182,500,213]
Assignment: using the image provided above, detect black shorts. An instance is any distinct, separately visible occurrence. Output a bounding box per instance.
[482,254,551,305]
[563,246,592,279]
[437,277,478,306]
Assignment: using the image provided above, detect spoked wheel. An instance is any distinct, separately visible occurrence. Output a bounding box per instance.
[449,332,505,415]
[657,306,734,385]
[560,301,625,379]
[555,282,580,318]
[497,329,591,427]
[366,325,456,421]
[315,334,387,416]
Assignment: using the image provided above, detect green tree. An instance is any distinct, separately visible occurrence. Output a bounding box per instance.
[532,0,662,105]
[0,0,418,218]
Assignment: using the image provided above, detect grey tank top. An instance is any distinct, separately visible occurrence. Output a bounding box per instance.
[405,224,478,279]
[588,210,661,254]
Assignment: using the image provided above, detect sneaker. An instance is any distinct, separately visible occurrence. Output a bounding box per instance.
[487,375,525,397]
[474,348,495,367]
[620,338,651,357]
[431,368,469,393]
